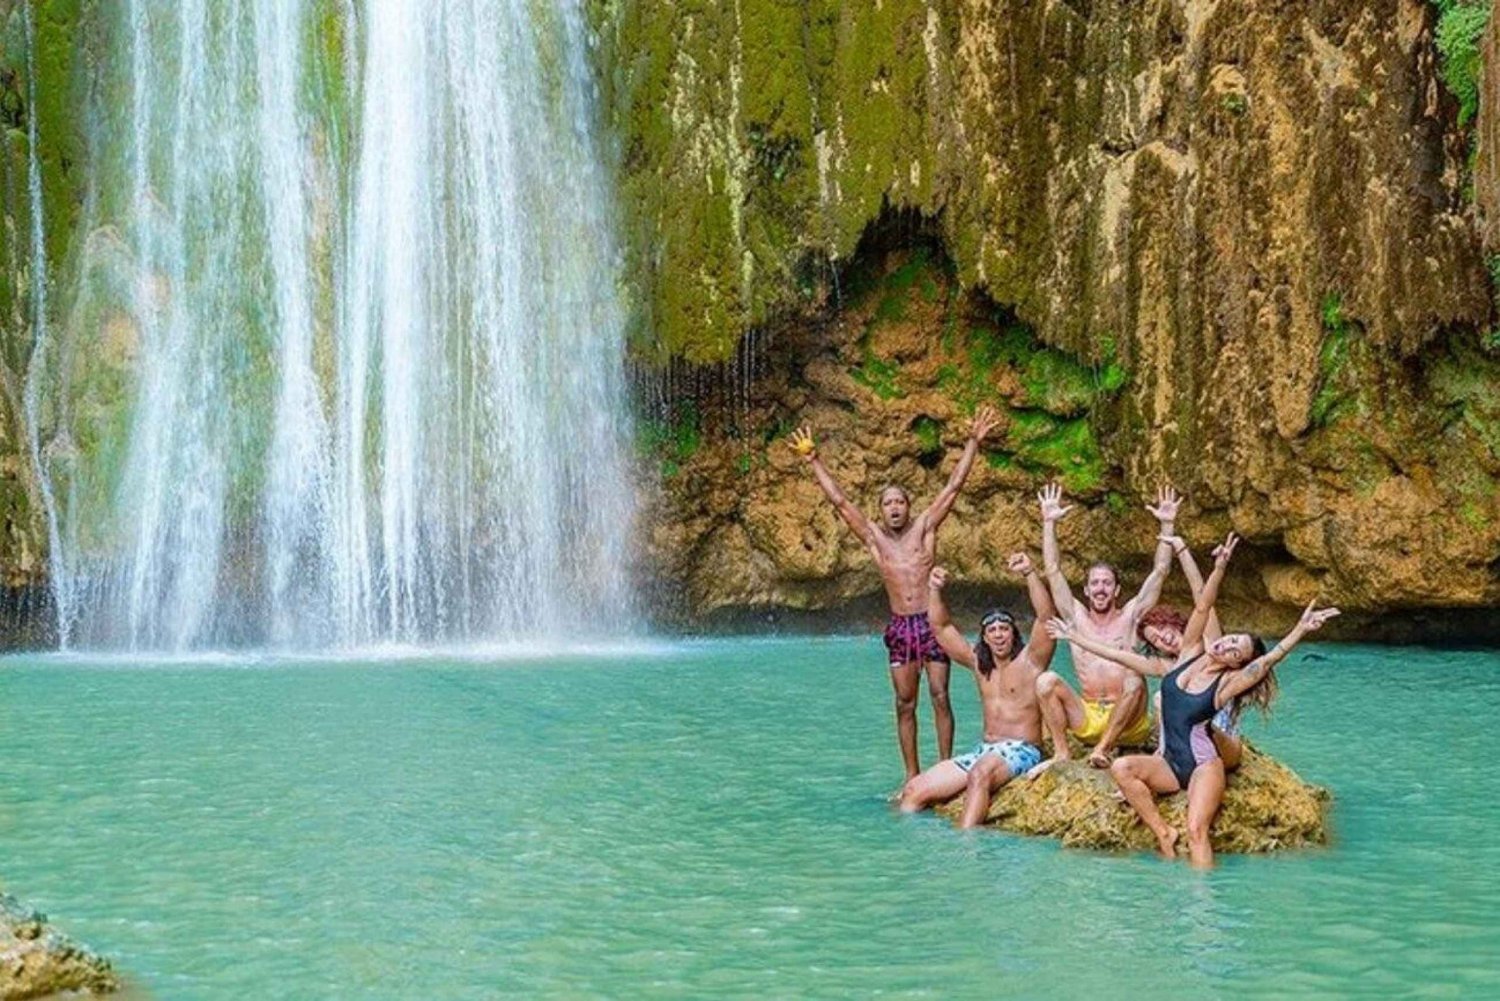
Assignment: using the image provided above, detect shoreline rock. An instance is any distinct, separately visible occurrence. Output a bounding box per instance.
[933,744,1330,855]
[0,894,119,1000]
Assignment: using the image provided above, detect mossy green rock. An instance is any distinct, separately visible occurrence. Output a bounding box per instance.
[933,746,1330,855]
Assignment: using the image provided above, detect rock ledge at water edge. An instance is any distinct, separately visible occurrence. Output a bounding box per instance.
[934,746,1329,854]
[0,893,119,999]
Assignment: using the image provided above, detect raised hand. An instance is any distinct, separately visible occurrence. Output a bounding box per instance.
[1044,616,1073,640]
[928,566,950,591]
[1212,531,1240,566]
[1146,485,1182,524]
[1006,551,1034,576]
[970,405,1000,443]
[789,426,817,459]
[1296,601,1341,634]
[1038,482,1073,524]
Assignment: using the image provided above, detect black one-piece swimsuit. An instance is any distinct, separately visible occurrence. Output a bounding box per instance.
[1160,655,1223,788]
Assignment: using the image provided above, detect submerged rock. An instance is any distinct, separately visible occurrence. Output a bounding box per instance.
[0,894,119,999]
[934,744,1329,855]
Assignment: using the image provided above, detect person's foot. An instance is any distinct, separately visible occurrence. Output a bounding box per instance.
[1087,747,1113,769]
[1155,827,1180,859]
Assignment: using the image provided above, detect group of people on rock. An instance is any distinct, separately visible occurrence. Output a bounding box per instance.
[789,410,1338,867]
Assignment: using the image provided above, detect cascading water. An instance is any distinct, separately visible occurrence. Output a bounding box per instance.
[27,0,638,651]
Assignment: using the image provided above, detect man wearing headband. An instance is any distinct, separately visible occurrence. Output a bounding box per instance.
[898,553,1057,826]
[1032,483,1180,771]
[788,406,1000,780]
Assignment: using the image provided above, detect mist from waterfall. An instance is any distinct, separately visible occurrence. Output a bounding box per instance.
[28,0,638,650]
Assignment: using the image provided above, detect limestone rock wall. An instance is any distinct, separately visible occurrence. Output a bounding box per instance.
[608,0,1500,629]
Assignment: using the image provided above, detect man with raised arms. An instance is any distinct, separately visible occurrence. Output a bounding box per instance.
[789,407,999,779]
[1031,482,1180,771]
[898,554,1057,828]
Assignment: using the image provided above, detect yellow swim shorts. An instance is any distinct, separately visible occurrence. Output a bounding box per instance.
[1070,698,1153,747]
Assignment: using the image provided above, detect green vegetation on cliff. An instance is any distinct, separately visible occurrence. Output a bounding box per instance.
[1433,0,1492,128]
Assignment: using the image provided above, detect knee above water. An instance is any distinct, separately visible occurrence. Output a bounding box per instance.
[968,759,1002,786]
[1035,671,1060,695]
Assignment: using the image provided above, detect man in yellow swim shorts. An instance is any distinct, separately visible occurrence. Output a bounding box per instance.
[1030,483,1178,771]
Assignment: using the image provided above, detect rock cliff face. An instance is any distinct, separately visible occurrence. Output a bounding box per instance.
[0,0,97,636]
[1,2,1498,638]
[608,0,1500,632]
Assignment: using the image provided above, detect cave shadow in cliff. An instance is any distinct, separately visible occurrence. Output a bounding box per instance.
[632,205,1500,650]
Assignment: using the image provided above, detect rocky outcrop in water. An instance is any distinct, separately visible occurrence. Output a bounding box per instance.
[0,893,119,999]
[933,745,1330,854]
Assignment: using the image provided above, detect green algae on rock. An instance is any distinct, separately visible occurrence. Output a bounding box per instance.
[933,746,1330,855]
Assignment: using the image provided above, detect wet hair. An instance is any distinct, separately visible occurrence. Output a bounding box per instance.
[973,609,1024,678]
[879,484,910,505]
[1136,605,1189,655]
[1229,635,1277,725]
[1086,561,1121,588]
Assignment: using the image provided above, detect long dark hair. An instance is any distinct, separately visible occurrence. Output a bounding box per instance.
[1231,635,1276,723]
[973,610,1023,678]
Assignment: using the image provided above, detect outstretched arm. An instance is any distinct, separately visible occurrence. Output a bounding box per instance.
[1038,483,1077,618]
[1216,602,1341,707]
[1162,532,1223,642]
[1122,485,1181,619]
[1182,532,1239,653]
[1045,618,1170,677]
[1007,552,1056,667]
[920,407,999,530]
[927,567,978,670]
[789,427,876,546]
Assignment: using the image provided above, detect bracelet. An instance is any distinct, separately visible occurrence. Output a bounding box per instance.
[1043,564,1060,576]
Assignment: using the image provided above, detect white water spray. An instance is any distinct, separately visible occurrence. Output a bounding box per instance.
[30,0,637,650]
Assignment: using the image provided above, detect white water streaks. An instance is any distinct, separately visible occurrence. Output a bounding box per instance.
[28,1,637,650]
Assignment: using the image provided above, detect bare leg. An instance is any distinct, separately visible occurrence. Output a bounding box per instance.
[1034,671,1086,768]
[1211,729,1243,771]
[890,661,922,780]
[1185,758,1226,869]
[959,755,1013,829]
[1110,754,1182,859]
[898,759,969,813]
[1090,672,1147,767]
[926,660,954,762]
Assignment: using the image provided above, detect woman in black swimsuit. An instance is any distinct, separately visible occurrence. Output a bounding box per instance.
[1048,532,1339,868]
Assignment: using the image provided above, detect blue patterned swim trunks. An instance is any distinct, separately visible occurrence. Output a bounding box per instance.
[953,738,1042,777]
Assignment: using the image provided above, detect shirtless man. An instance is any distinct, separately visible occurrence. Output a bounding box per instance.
[1032,482,1179,771]
[897,555,1056,828]
[789,406,999,779]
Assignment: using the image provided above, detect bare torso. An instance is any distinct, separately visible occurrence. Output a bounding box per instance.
[1069,606,1136,701]
[868,520,936,615]
[970,651,1045,745]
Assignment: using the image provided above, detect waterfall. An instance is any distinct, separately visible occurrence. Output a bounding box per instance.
[20,3,69,647]
[30,0,637,651]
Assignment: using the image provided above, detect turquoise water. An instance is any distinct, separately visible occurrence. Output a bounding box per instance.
[0,637,1497,998]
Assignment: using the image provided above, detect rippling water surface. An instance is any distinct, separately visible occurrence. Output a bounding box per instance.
[0,638,1496,997]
